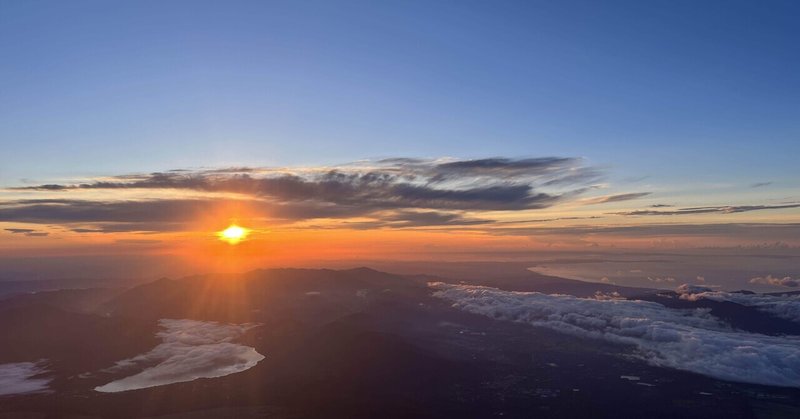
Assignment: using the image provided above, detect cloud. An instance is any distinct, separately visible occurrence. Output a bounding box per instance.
[0,199,223,232]
[345,210,494,229]
[430,283,800,387]
[581,192,651,205]
[749,275,799,288]
[0,157,617,231]
[0,199,215,224]
[751,182,772,188]
[488,223,800,242]
[5,228,35,233]
[430,157,600,184]
[0,198,495,232]
[20,184,69,191]
[95,319,264,393]
[676,284,800,323]
[4,228,49,237]
[593,290,622,300]
[674,284,715,295]
[11,158,598,212]
[7,158,793,236]
[10,157,601,210]
[0,361,51,396]
[611,203,800,216]
[495,216,603,224]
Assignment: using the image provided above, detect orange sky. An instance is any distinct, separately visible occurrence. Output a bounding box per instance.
[2,160,799,272]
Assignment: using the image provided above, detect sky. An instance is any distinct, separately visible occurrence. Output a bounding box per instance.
[1,1,799,286]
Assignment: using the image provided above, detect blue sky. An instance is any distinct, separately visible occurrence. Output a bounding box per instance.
[1,0,798,190]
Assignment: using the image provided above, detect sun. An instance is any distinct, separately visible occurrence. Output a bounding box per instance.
[218,224,250,244]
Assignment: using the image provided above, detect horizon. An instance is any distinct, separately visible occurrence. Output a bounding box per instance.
[1,1,799,417]
[2,2,798,294]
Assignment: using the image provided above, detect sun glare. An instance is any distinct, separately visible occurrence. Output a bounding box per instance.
[218,224,249,244]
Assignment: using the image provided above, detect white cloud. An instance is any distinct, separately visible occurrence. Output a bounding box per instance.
[749,275,799,288]
[95,319,264,393]
[430,283,800,388]
[593,291,623,300]
[0,361,50,396]
[647,276,675,283]
[676,285,800,323]
[674,284,714,295]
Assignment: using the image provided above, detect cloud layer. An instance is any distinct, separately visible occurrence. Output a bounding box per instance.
[95,319,264,393]
[1,157,611,232]
[430,283,800,387]
[13,157,597,211]
[4,157,796,238]
[0,361,51,396]
[676,284,800,323]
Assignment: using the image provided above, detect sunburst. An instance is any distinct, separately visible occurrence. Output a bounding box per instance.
[218,224,249,244]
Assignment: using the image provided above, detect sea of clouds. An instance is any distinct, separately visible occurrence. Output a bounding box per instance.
[95,319,264,393]
[675,284,800,323]
[0,361,51,396]
[430,283,800,387]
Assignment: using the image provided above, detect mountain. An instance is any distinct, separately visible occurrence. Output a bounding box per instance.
[0,267,798,418]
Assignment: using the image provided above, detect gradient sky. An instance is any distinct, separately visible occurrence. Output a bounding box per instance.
[2,1,798,180]
[1,1,799,285]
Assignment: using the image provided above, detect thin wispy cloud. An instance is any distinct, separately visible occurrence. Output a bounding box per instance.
[343,210,494,230]
[751,182,773,188]
[580,192,651,205]
[487,222,800,239]
[4,228,49,237]
[612,203,800,216]
[1,157,607,231]
[14,158,600,210]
